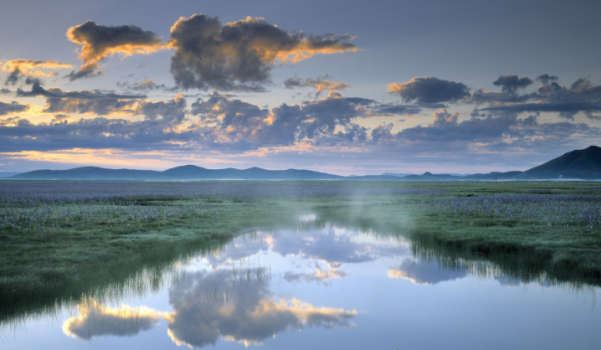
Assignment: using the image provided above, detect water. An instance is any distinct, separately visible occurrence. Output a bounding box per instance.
[2,215,601,349]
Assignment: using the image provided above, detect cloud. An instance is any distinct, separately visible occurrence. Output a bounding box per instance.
[4,69,20,86]
[2,59,72,85]
[466,88,532,104]
[169,14,357,91]
[388,77,470,104]
[373,104,422,116]
[369,108,599,157]
[0,101,28,115]
[284,267,349,285]
[17,80,145,115]
[117,79,176,92]
[62,299,164,341]
[51,114,70,123]
[269,226,407,266]
[0,95,191,152]
[483,101,601,114]
[189,91,381,150]
[284,75,350,98]
[480,77,601,118]
[537,74,558,84]
[537,77,601,103]
[62,270,355,348]
[66,20,169,80]
[165,270,356,348]
[388,258,467,285]
[65,67,105,81]
[492,74,532,93]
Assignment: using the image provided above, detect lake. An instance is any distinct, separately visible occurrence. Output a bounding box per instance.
[2,213,600,349]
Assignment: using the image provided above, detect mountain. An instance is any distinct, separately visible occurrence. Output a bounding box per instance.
[402,172,461,181]
[8,146,601,181]
[524,146,601,179]
[466,146,601,180]
[11,165,342,180]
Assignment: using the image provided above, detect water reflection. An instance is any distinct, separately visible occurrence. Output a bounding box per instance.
[165,270,355,348]
[5,213,601,349]
[205,225,410,272]
[62,299,164,340]
[284,266,349,285]
[62,268,357,348]
[388,258,468,285]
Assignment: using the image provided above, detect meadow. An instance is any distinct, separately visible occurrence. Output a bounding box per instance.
[1,180,600,325]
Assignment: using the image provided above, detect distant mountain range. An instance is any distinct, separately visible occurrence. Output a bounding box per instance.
[8,146,601,181]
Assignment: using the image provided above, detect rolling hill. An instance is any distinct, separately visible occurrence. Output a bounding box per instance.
[8,146,601,181]
[11,165,343,180]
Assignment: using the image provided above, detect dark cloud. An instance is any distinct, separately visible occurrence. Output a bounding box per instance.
[483,102,601,115]
[16,80,145,115]
[2,59,72,84]
[0,95,191,152]
[388,77,470,104]
[66,20,167,80]
[0,88,11,95]
[169,14,357,91]
[466,88,532,104]
[492,74,532,93]
[189,91,381,150]
[480,77,601,118]
[4,68,21,86]
[0,101,28,115]
[51,114,70,124]
[368,107,599,157]
[283,77,304,89]
[284,75,350,98]
[537,74,558,84]
[65,67,105,81]
[536,78,601,103]
[374,104,422,115]
[117,79,176,92]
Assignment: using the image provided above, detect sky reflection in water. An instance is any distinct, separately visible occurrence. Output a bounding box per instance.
[3,215,601,349]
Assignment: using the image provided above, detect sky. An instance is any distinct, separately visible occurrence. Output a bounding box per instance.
[0,0,600,175]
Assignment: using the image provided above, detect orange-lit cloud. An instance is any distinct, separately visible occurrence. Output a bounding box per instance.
[2,59,72,76]
[62,299,165,341]
[170,14,357,91]
[62,271,357,348]
[66,21,170,80]
[2,59,72,85]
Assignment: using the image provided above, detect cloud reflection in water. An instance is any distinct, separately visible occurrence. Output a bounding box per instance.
[63,269,356,347]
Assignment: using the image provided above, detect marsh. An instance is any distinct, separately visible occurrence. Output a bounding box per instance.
[1,181,601,349]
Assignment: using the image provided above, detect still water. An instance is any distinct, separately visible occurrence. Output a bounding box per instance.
[3,214,601,349]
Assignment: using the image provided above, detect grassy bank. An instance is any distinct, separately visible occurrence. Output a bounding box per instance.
[405,182,601,285]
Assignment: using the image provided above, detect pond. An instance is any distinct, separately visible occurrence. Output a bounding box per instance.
[2,214,601,349]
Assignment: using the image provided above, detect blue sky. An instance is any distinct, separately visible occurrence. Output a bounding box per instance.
[0,0,600,174]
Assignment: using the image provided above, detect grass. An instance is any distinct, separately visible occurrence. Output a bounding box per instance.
[1,180,601,325]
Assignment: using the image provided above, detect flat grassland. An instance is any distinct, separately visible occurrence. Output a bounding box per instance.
[1,180,600,323]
